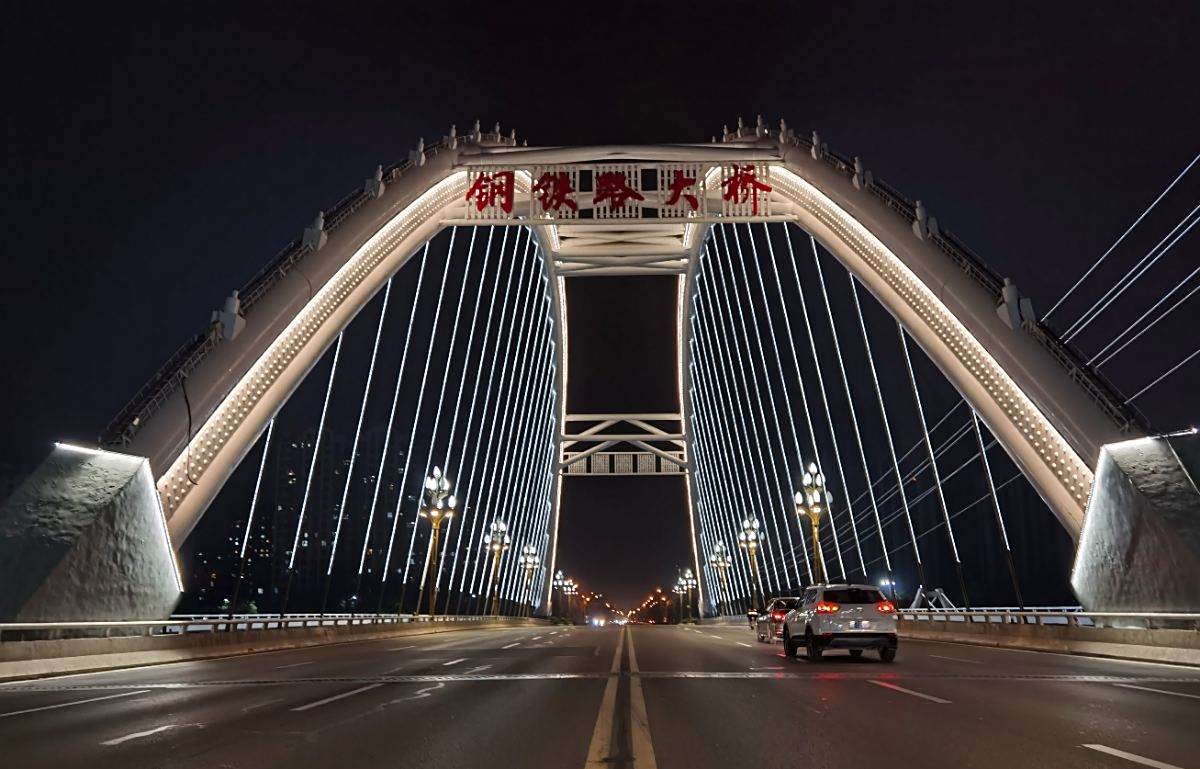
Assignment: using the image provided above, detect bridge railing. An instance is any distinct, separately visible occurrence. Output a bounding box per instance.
[99,130,516,449]
[0,612,517,642]
[899,608,1200,630]
[768,124,1145,435]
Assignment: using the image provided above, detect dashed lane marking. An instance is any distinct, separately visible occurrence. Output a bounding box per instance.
[736,642,752,648]
[1112,683,1200,700]
[1081,744,1184,769]
[442,658,468,667]
[502,642,521,649]
[273,661,314,670]
[0,689,149,719]
[101,723,198,746]
[928,654,981,665]
[291,684,382,712]
[388,645,415,651]
[867,680,951,704]
[463,665,492,675]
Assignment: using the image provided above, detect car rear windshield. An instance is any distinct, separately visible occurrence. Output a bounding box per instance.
[822,588,884,604]
[780,599,799,609]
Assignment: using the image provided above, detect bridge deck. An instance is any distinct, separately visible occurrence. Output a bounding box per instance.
[2,624,1197,768]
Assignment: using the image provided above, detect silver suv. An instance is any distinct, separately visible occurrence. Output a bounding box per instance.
[781,584,898,662]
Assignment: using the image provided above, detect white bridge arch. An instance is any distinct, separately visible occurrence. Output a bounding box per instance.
[102,126,1141,607]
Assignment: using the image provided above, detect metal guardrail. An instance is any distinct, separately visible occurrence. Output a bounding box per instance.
[0,613,517,642]
[899,608,1200,630]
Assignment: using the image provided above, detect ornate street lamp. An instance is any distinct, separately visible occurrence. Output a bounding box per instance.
[563,579,578,623]
[681,567,697,622]
[708,542,734,615]
[419,466,456,616]
[738,515,764,612]
[795,462,832,585]
[482,519,511,616]
[552,569,567,620]
[672,581,685,624]
[517,544,540,617]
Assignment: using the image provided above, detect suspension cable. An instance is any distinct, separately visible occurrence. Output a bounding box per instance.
[1046,150,1200,319]
[1126,342,1200,402]
[1092,264,1200,365]
[971,410,1024,608]
[356,243,431,578]
[898,325,970,607]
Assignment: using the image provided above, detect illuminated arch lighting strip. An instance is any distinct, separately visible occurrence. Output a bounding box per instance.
[157,170,535,524]
[769,166,1094,512]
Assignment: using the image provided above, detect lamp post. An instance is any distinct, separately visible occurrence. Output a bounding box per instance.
[672,581,685,624]
[419,466,456,616]
[682,567,697,622]
[563,579,577,624]
[738,515,764,612]
[708,542,734,615]
[795,462,831,586]
[482,520,511,616]
[552,570,566,621]
[517,544,540,617]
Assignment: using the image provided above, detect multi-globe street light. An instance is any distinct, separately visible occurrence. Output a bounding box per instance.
[552,570,567,620]
[517,544,540,617]
[418,466,456,616]
[562,578,578,623]
[681,567,697,622]
[482,519,511,616]
[738,515,764,612]
[708,541,734,615]
[672,581,685,624]
[795,462,831,585]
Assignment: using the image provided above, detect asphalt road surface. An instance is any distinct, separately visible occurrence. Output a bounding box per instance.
[2,623,1199,769]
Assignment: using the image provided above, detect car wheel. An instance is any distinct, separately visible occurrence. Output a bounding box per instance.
[756,630,765,642]
[783,629,798,658]
[805,629,822,661]
[879,646,896,663]
[849,649,863,658]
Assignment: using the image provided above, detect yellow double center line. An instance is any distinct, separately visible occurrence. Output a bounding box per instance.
[584,626,657,768]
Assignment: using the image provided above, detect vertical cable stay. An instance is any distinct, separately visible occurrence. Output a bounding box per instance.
[971,410,1024,608]
[690,281,754,604]
[761,222,858,579]
[445,227,513,604]
[452,227,519,611]
[1046,150,1200,319]
[807,234,892,577]
[728,224,814,584]
[287,332,344,572]
[898,324,970,608]
[782,227,871,576]
[321,277,394,612]
[408,227,481,604]
[698,244,783,593]
[711,230,798,589]
[847,273,924,579]
[690,375,752,609]
[431,227,497,601]
[691,281,753,599]
[1125,342,1200,402]
[469,231,539,602]
[381,227,458,594]
[357,243,431,578]
[228,417,275,614]
[469,235,540,607]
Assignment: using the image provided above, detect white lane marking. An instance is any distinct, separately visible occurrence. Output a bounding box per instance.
[240,698,283,713]
[102,723,196,746]
[0,689,148,719]
[584,626,626,767]
[928,654,980,665]
[463,665,492,675]
[532,636,543,641]
[291,684,382,712]
[388,682,445,704]
[736,641,753,647]
[388,645,415,651]
[273,661,314,669]
[1113,683,1200,700]
[709,634,723,639]
[442,657,468,667]
[625,628,659,769]
[502,642,521,649]
[1082,744,1185,769]
[868,680,951,704]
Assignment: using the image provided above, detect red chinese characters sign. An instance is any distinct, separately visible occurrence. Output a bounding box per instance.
[461,162,771,220]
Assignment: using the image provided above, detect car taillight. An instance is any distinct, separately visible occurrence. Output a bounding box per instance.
[814,601,839,614]
[771,611,786,621]
[876,601,895,614]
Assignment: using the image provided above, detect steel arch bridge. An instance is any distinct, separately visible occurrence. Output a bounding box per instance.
[6,118,1167,621]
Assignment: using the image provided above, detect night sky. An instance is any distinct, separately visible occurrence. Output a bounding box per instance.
[3,3,1199,611]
